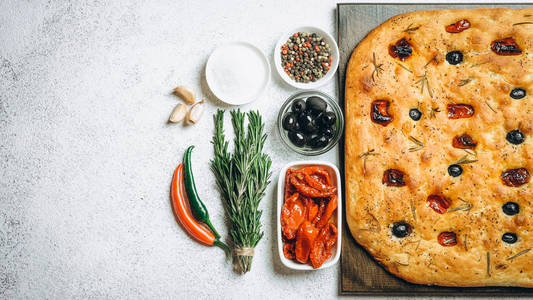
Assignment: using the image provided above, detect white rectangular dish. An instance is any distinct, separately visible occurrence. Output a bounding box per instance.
[277,160,342,270]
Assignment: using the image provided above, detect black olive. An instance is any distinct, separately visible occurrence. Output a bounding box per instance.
[409,108,422,121]
[307,134,328,149]
[510,88,526,100]
[318,111,336,127]
[392,222,411,238]
[306,96,327,116]
[502,232,517,244]
[288,131,307,147]
[298,113,317,134]
[282,112,299,131]
[506,129,524,145]
[321,127,335,139]
[446,51,463,65]
[502,202,519,216]
[388,38,412,60]
[291,99,307,113]
[448,164,463,177]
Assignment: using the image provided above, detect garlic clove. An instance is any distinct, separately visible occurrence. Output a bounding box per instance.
[186,100,205,125]
[168,103,187,123]
[173,86,195,104]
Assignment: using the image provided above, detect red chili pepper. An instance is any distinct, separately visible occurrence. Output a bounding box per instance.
[171,164,230,256]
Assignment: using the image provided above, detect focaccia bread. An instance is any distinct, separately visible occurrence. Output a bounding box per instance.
[345,8,532,287]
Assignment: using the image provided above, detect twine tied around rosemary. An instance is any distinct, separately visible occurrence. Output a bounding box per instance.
[234,247,254,257]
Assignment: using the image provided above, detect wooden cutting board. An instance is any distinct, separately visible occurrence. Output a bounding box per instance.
[336,3,533,296]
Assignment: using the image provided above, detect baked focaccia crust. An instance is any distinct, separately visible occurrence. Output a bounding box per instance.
[345,8,533,287]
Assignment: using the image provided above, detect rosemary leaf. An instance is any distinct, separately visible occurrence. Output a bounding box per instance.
[462,149,477,156]
[409,135,424,146]
[430,106,440,118]
[211,109,272,273]
[408,135,424,152]
[411,198,416,220]
[487,252,491,277]
[458,78,474,86]
[513,22,533,26]
[359,149,379,158]
[454,155,478,165]
[424,55,437,68]
[471,61,488,68]
[404,23,420,32]
[371,52,384,82]
[416,72,432,97]
[507,248,531,261]
[395,61,413,73]
[447,202,473,213]
[485,101,497,113]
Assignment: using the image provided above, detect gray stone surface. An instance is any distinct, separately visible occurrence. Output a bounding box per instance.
[0,0,524,299]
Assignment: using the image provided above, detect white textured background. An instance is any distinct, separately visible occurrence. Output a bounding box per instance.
[0,0,529,299]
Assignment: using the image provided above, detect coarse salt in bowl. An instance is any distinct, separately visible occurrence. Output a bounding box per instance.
[274,26,339,90]
[206,41,270,105]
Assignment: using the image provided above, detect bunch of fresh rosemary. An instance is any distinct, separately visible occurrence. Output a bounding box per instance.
[210,109,272,273]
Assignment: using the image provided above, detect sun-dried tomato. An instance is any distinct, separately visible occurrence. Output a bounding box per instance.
[299,166,332,185]
[306,197,319,222]
[295,221,319,264]
[445,19,470,33]
[309,223,338,268]
[283,240,295,259]
[312,200,327,226]
[452,134,477,149]
[438,232,457,246]
[388,38,412,61]
[290,172,336,197]
[382,169,406,187]
[427,195,451,214]
[447,104,474,119]
[491,37,522,56]
[317,195,338,229]
[501,168,530,187]
[371,100,393,126]
[281,193,306,239]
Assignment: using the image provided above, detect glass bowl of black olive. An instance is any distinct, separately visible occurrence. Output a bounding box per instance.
[277,90,344,155]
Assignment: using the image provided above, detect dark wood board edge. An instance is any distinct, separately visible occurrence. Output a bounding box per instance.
[336,2,533,296]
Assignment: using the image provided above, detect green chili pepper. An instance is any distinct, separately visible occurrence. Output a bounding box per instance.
[183,145,221,239]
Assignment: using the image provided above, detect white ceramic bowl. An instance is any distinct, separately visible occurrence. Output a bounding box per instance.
[277,160,342,270]
[206,41,270,105]
[274,26,339,90]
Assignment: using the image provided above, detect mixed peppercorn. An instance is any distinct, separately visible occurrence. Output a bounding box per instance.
[280,32,332,83]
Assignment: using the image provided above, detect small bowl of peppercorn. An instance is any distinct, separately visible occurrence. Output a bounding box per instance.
[274,26,339,89]
[278,90,344,155]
